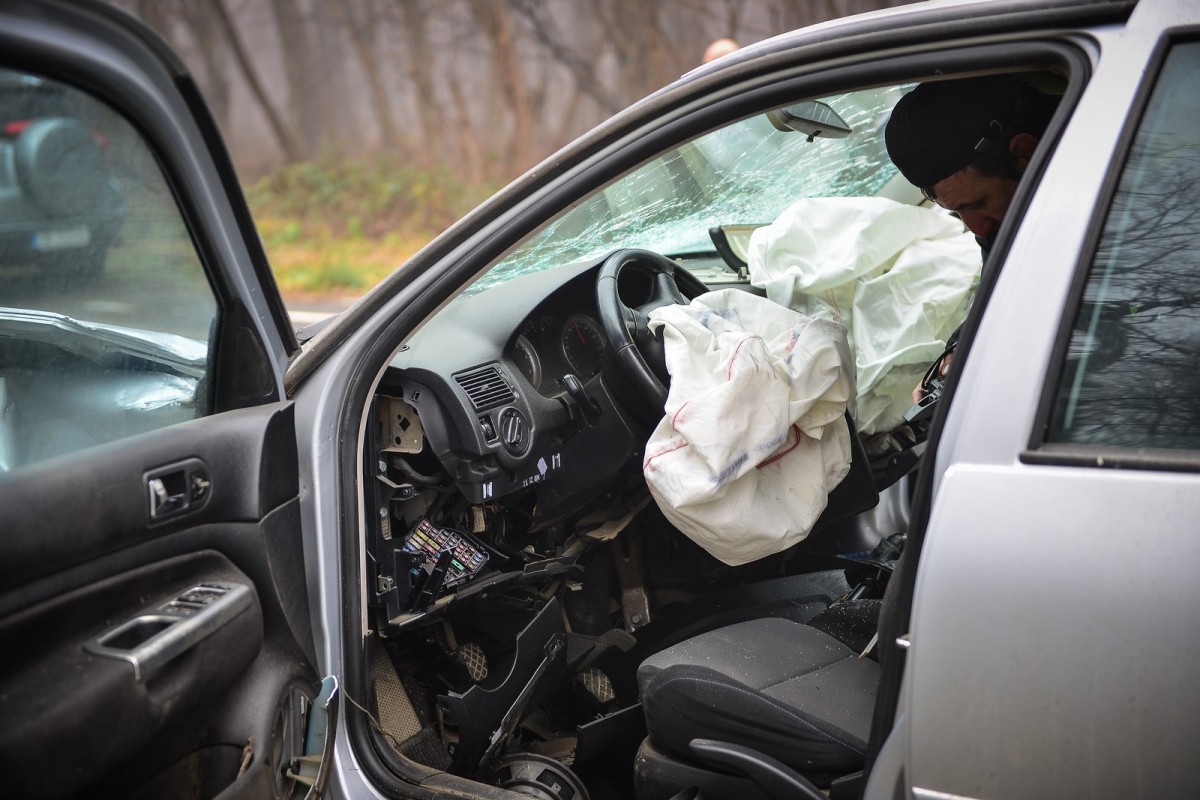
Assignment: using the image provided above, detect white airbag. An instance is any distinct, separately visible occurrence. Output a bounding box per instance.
[748,197,980,433]
[644,289,853,566]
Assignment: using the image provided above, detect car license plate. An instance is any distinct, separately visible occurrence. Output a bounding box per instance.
[33,226,91,251]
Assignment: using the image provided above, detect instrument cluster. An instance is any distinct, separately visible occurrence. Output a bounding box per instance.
[508,296,608,396]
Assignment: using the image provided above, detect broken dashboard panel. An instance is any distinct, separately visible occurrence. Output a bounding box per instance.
[366,373,645,628]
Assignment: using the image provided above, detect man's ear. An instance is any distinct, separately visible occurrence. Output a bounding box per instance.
[1009,133,1040,172]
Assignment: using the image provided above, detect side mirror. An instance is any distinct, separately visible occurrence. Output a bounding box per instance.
[766,100,852,141]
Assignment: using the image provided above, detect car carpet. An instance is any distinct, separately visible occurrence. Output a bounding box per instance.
[371,653,452,769]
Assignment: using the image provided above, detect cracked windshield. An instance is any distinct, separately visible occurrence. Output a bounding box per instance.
[471,87,905,295]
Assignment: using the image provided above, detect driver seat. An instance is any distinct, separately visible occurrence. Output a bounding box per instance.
[635,617,878,798]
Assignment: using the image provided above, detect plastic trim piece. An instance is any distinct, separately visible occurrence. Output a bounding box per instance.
[285,675,340,799]
[1020,444,1200,473]
[687,738,827,800]
[83,582,251,681]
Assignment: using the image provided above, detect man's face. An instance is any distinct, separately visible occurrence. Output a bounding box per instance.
[928,167,1020,242]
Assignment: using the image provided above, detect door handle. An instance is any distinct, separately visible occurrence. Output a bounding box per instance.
[145,458,211,521]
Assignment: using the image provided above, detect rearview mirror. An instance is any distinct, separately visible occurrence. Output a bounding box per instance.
[766,101,852,141]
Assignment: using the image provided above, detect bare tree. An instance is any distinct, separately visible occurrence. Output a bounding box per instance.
[465,0,538,172]
[111,0,922,175]
[271,0,316,155]
[593,1,681,105]
[176,2,234,127]
[323,0,402,150]
[511,0,622,116]
[1052,133,1200,446]
[397,0,447,161]
[211,0,304,161]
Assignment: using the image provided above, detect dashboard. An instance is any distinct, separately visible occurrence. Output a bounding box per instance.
[363,252,873,628]
[368,258,659,623]
[380,259,648,517]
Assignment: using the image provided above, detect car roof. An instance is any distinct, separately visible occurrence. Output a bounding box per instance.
[681,0,1135,86]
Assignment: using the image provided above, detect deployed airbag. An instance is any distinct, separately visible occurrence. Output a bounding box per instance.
[748,197,980,433]
[644,289,853,566]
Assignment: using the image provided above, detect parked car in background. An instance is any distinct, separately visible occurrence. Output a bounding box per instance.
[1,1,1198,799]
[0,69,124,279]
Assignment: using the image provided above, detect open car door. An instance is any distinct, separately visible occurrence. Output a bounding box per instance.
[0,3,328,799]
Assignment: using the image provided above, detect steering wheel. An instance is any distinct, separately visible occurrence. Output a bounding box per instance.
[596,249,709,410]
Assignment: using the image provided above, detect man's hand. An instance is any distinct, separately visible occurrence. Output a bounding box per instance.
[912,350,954,402]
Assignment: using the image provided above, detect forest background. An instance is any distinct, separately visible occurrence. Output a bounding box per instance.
[110,0,915,296]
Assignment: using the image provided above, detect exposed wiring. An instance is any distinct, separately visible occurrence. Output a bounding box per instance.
[342,687,404,753]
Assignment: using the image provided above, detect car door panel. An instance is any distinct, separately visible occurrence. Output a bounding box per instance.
[896,6,1200,797]
[907,466,1200,797]
[1,551,263,799]
[0,403,317,800]
[0,403,299,593]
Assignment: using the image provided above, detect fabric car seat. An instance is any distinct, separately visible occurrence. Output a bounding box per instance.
[637,616,880,782]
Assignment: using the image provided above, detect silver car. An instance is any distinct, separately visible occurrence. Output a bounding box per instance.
[1,0,1197,799]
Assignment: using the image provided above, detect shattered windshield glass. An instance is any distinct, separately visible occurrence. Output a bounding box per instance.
[468,86,906,295]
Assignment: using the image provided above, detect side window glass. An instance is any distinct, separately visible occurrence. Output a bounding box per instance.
[0,69,217,472]
[1048,44,1200,449]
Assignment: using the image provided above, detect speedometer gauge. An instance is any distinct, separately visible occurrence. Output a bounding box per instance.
[561,314,605,379]
[512,335,541,388]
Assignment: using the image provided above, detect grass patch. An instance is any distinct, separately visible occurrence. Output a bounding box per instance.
[246,155,499,295]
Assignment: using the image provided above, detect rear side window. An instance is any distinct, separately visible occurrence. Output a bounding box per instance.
[1047,44,1200,450]
[0,69,217,473]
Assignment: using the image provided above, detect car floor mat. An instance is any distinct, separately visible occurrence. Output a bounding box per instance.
[371,652,451,770]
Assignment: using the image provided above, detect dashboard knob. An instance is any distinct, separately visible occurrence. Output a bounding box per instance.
[499,408,528,455]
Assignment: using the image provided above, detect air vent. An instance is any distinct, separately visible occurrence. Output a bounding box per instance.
[455,366,515,411]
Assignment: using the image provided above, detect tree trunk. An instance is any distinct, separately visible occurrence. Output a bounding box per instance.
[512,0,622,116]
[211,0,304,162]
[396,0,448,162]
[176,1,232,129]
[447,73,485,183]
[271,0,310,155]
[466,0,537,172]
[323,0,401,151]
[595,0,680,105]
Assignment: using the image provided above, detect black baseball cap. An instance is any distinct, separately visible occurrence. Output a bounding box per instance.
[885,75,1022,189]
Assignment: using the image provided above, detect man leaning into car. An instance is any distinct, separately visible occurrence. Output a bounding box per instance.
[884,75,1058,401]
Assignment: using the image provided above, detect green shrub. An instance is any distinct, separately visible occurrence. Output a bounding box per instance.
[245,156,498,294]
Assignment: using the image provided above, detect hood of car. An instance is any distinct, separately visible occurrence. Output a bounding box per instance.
[0,306,208,378]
